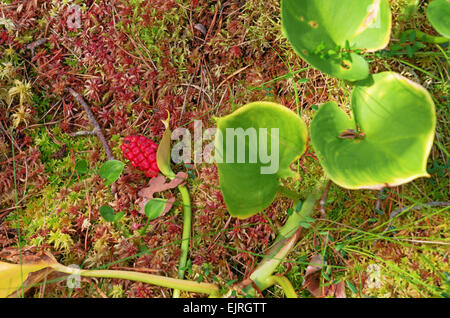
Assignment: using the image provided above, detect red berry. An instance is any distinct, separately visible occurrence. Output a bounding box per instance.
[121,135,159,178]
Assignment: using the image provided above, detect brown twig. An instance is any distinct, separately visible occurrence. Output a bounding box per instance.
[26,38,47,56]
[374,188,385,216]
[69,130,96,137]
[84,180,92,251]
[67,88,114,161]
[216,64,252,90]
[382,201,450,233]
[319,180,331,218]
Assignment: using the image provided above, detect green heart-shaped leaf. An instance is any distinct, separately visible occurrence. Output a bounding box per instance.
[99,205,124,222]
[144,198,167,220]
[310,72,435,189]
[99,160,125,185]
[99,205,115,222]
[281,0,391,81]
[426,0,450,38]
[215,102,308,219]
[75,159,88,175]
[113,212,125,222]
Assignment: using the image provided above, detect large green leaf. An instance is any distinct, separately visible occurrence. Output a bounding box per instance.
[310,72,435,189]
[215,102,308,219]
[426,0,450,38]
[281,0,391,81]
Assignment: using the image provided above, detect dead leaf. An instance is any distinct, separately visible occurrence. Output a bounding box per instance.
[162,197,176,215]
[7,267,55,298]
[302,254,346,298]
[0,248,58,298]
[137,172,187,215]
[303,254,325,297]
[334,281,346,298]
[194,23,207,35]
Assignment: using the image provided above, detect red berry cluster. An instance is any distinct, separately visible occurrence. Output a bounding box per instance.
[121,135,159,178]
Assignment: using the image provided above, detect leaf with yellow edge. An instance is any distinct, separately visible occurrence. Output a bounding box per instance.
[156,111,176,179]
[0,252,58,298]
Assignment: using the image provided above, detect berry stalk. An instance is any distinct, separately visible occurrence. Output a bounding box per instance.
[173,183,192,298]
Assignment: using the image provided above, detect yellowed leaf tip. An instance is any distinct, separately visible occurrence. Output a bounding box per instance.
[161,110,170,129]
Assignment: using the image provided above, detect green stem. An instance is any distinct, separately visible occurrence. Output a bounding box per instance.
[249,231,300,293]
[246,192,319,295]
[173,184,192,298]
[395,58,441,81]
[267,275,298,298]
[403,30,450,44]
[53,264,219,296]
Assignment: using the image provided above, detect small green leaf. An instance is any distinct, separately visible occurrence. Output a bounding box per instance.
[75,159,88,175]
[346,281,358,294]
[295,201,303,212]
[345,40,351,52]
[335,243,344,252]
[408,29,416,42]
[99,160,125,185]
[304,216,316,223]
[225,279,236,287]
[390,44,403,52]
[400,31,408,44]
[99,205,115,222]
[321,271,330,281]
[299,221,311,229]
[113,211,125,222]
[100,206,124,223]
[406,45,414,58]
[144,198,167,221]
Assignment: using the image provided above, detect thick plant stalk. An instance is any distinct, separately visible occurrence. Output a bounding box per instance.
[319,180,331,218]
[267,275,298,298]
[403,30,449,44]
[155,114,193,298]
[243,192,319,296]
[248,228,301,293]
[173,184,192,298]
[52,264,219,296]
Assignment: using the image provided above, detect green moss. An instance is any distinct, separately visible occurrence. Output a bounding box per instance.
[48,231,75,252]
